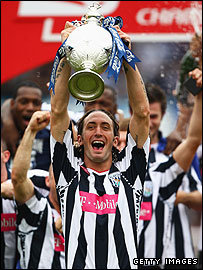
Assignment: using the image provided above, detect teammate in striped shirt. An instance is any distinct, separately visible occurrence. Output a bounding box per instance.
[1,139,54,269]
[50,21,150,269]
[11,111,65,269]
[1,139,18,269]
[1,148,61,269]
[138,69,202,269]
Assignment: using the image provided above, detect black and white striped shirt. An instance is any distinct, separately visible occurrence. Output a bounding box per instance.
[1,180,18,269]
[28,169,50,197]
[165,166,201,259]
[1,170,50,270]
[16,188,65,269]
[138,143,201,265]
[51,123,150,269]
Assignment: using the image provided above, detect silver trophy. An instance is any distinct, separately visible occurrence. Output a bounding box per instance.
[65,2,113,102]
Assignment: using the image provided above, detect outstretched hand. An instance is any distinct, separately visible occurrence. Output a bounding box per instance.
[189,68,202,88]
[163,131,182,156]
[28,111,50,132]
[112,25,131,50]
[61,21,77,43]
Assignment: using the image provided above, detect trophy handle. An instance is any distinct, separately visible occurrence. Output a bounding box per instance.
[68,69,104,102]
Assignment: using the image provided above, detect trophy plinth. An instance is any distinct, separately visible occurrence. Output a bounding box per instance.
[65,2,112,102]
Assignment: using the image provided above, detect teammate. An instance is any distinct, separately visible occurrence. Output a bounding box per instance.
[11,111,65,269]
[138,69,202,269]
[1,81,51,171]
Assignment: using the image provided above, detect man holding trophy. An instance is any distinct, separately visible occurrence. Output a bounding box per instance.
[49,3,150,269]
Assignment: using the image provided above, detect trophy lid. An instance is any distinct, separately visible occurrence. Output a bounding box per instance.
[81,2,104,25]
[86,2,102,16]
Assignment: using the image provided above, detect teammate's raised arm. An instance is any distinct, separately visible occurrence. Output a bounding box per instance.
[173,68,202,171]
[11,111,50,203]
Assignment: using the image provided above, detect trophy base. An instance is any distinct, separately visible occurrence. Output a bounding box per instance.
[68,70,104,102]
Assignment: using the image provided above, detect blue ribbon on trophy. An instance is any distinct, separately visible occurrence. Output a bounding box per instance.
[48,38,69,95]
[102,16,141,83]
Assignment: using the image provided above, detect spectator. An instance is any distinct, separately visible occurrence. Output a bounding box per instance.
[11,110,65,269]
[1,80,51,172]
[138,70,202,269]
[50,21,150,269]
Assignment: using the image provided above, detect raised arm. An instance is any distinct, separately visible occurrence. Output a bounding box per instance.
[50,22,76,143]
[114,26,150,148]
[173,68,202,172]
[11,111,50,204]
[163,101,193,155]
[125,63,150,148]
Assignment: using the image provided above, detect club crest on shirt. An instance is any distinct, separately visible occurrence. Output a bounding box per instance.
[143,181,153,197]
[108,172,121,188]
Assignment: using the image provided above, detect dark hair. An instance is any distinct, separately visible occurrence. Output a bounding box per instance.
[145,82,167,115]
[1,138,8,151]
[75,109,120,162]
[77,109,119,136]
[13,81,42,100]
[104,84,117,104]
[119,118,130,131]
[84,85,118,115]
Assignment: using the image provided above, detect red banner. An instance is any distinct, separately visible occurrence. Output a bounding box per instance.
[1,1,202,83]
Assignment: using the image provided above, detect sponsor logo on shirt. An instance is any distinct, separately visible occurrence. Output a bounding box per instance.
[1,213,16,231]
[54,234,65,252]
[139,202,152,220]
[108,172,121,188]
[80,191,118,215]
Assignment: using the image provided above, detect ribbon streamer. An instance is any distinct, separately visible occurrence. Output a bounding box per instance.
[48,38,68,94]
[102,16,141,82]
